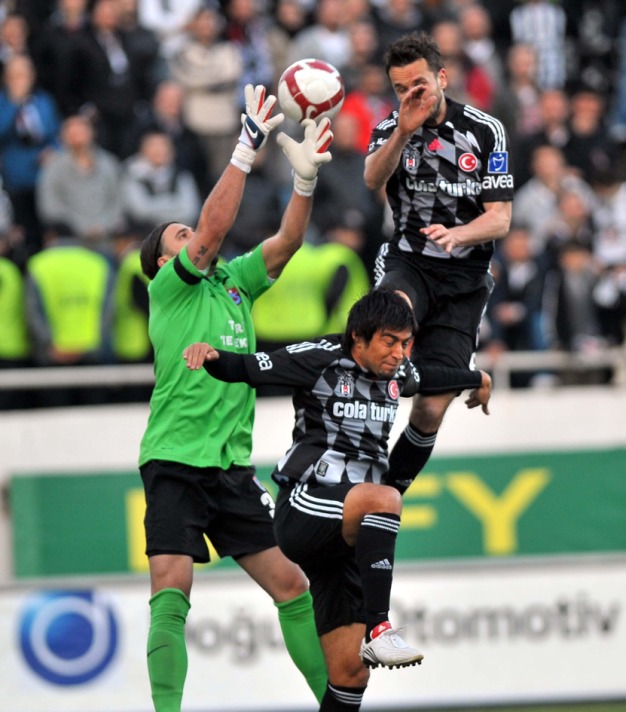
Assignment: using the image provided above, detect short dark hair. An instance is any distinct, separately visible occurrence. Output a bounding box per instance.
[140,221,176,280]
[384,31,444,76]
[343,290,416,351]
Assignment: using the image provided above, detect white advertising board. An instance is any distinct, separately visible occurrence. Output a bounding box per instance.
[1,558,624,712]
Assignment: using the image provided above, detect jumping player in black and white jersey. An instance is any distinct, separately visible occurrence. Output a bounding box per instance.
[183,290,491,712]
[364,31,514,494]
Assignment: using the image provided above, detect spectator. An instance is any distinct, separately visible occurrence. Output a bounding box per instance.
[0,12,30,71]
[0,53,61,262]
[485,225,548,386]
[492,42,542,163]
[31,0,89,117]
[263,0,308,90]
[341,63,395,154]
[131,79,209,194]
[269,0,308,77]
[112,242,151,364]
[541,189,595,271]
[272,0,308,44]
[372,0,425,60]
[24,230,115,402]
[515,88,571,187]
[310,110,385,269]
[563,0,623,96]
[342,17,381,93]
[169,5,243,187]
[287,0,352,74]
[223,0,276,101]
[431,19,494,111]
[564,88,616,183]
[609,15,626,144]
[0,240,31,408]
[459,2,506,95]
[512,144,595,256]
[71,0,157,159]
[120,130,201,234]
[137,0,204,63]
[542,239,609,384]
[510,0,568,90]
[590,168,626,271]
[116,0,165,95]
[36,114,124,253]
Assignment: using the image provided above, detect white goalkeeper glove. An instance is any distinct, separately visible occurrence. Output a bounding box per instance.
[231,84,285,173]
[276,118,333,196]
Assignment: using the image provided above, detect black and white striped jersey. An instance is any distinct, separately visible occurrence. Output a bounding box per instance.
[368,96,514,267]
[204,334,482,487]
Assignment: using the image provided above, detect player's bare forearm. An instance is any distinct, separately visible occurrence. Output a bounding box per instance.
[364,86,437,190]
[187,164,247,270]
[364,130,410,190]
[421,201,512,253]
[262,191,312,278]
[464,370,492,415]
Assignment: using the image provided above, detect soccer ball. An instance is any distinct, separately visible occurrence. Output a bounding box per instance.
[277,58,345,124]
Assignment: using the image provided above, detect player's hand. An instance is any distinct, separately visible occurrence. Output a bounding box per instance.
[276,118,333,180]
[231,84,284,172]
[421,224,459,254]
[465,370,491,415]
[276,118,333,195]
[397,85,438,137]
[183,342,220,370]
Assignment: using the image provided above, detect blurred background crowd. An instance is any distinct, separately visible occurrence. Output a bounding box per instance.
[1,0,626,408]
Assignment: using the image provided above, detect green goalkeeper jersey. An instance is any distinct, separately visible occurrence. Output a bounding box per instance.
[139,244,272,469]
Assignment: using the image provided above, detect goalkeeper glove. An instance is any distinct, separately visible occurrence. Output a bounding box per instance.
[276,118,333,196]
[231,84,285,173]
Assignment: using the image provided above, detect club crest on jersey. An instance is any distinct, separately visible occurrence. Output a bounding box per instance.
[403,146,420,174]
[226,286,242,305]
[458,152,477,172]
[488,151,508,173]
[388,380,399,400]
[335,371,354,398]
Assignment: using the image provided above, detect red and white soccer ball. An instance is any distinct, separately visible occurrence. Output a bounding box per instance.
[277,58,345,124]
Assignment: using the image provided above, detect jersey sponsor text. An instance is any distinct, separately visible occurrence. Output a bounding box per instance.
[332,400,397,423]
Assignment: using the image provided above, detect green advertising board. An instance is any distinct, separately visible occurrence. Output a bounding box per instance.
[9,448,626,578]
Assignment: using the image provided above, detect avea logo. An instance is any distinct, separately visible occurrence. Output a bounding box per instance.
[19,590,118,685]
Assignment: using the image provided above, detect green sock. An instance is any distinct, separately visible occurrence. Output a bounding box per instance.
[275,590,328,703]
[147,588,191,712]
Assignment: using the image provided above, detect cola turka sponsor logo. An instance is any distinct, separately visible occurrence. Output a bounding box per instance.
[332,400,397,423]
[407,178,483,196]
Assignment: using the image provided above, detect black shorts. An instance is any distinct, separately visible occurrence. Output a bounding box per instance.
[275,482,365,637]
[374,243,494,368]
[140,460,277,563]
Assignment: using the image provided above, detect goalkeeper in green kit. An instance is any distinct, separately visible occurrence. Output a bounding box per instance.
[138,84,333,711]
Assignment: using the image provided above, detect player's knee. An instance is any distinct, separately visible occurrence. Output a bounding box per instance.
[273,561,310,601]
[329,660,370,689]
[374,485,402,514]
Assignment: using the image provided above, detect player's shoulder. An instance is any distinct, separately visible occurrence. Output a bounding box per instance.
[448,98,508,145]
[285,334,343,359]
[372,109,399,133]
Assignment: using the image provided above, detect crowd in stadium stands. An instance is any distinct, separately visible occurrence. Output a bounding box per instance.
[1,0,626,407]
